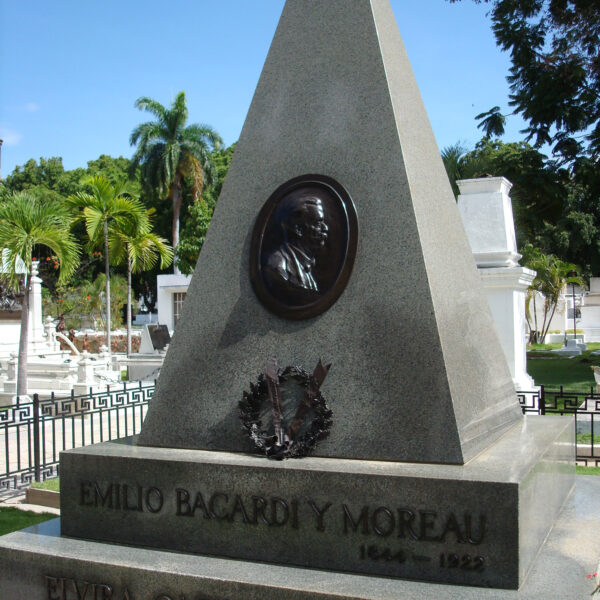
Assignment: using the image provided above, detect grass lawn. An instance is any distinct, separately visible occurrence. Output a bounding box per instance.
[576,466,600,476]
[0,507,55,537]
[577,433,600,444]
[30,478,60,492]
[526,343,600,393]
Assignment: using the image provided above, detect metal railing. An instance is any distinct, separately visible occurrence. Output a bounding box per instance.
[518,385,600,466]
[0,382,154,491]
[0,383,597,491]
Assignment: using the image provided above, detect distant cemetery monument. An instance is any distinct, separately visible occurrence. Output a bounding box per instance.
[1,2,592,598]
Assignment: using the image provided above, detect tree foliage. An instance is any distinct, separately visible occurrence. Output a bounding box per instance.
[0,191,79,395]
[0,192,79,290]
[442,139,568,243]
[67,176,147,352]
[2,157,83,199]
[78,273,129,331]
[450,0,600,167]
[175,143,236,274]
[110,209,172,353]
[442,137,600,277]
[43,275,130,332]
[520,244,584,343]
[130,92,223,258]
[448,0,600,279]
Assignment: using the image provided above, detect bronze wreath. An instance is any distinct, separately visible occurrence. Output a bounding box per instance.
[239,365,333,459]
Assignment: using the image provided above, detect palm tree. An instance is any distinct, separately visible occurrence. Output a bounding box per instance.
[110,211,173,354]
[441,143,468,198]
[0,191,79,397]
[521,244,585,344]
[441,142,491,198]
[129,91,223,271]
[67,176,148,355]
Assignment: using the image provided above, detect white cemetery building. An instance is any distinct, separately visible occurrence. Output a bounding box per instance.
[457,177,536,390]
[156,273,190,333]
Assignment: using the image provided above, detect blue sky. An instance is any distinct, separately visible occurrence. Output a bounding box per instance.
[0,1,526,177]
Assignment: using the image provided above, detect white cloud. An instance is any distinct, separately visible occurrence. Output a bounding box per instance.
[24,102,40,112]
[0,126,22,146]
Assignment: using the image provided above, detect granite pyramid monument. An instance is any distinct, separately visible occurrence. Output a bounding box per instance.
[0,2,575,595]
[138,0,521,463]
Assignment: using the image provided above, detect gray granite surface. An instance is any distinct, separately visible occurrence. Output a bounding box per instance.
[138,0,521,465]
[59,417,574,589]
[0,474,596,599]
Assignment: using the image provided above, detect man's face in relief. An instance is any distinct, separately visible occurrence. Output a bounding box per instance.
[296,199,328,254]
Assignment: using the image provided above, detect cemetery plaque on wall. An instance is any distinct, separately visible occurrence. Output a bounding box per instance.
[148,324,171,351]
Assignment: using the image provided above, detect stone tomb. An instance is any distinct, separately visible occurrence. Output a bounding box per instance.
[0,0,577,597]
[57,417,573,591]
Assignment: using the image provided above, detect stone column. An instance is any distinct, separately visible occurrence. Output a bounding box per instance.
[73,351,95,396]
[28,261,45,348]
[44,316,60,352]
[458,177,536,390]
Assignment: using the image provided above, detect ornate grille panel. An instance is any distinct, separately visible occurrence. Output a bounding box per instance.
[518,385,600,466]
[0,383,597,491]
[0,382,154,491]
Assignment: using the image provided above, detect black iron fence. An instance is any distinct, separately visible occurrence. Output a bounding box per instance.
[0,383,598,492]
[518,385,600,466]
[0,382,154,492]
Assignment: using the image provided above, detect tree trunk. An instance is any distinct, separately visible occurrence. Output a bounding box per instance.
[171,173,182,275]
[541,302,559,345]
[16,270,30,398]
[127,255,132,356]
[104,220,111,356]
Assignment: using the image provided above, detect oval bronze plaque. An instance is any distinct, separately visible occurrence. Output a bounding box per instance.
[250,174,358,320]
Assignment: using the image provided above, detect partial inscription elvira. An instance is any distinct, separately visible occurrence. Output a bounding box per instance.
[250,174,358,319]
[239,358,332,459]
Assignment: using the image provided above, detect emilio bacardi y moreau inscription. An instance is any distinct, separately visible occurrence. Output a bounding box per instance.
[69,475,498,587]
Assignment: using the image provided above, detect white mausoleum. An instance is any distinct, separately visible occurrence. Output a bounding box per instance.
[457,177,536,390]
[156,273,190,333]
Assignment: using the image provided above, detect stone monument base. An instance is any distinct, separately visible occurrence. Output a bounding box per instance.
[1,476,599,599]
[53,417,573,590]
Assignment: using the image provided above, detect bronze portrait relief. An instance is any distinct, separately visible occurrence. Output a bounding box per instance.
[250,174,358,319]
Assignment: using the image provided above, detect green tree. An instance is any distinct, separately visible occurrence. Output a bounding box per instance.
[81,274,130,332]
[86,155,138,188]
[0,192,79,397]
[450,0,600,165]
[442,139,569,244]
[110,211,173,354]
[175,200,213,276]
[175,142,236,274]
[67,176,147,355]
[449,0,600,277]
[43,284,88,331]
[130,92,223,269]
[521,245,584,344]
[3,157,84,198]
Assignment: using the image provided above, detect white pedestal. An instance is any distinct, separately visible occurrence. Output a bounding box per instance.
[479,267,536,390]
[457,178,536,391]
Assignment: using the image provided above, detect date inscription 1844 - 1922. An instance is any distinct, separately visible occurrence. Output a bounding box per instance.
[250,174,358,320]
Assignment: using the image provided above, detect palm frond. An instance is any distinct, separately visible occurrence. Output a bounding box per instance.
[0,191,80,289]
[134,96,169,121]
